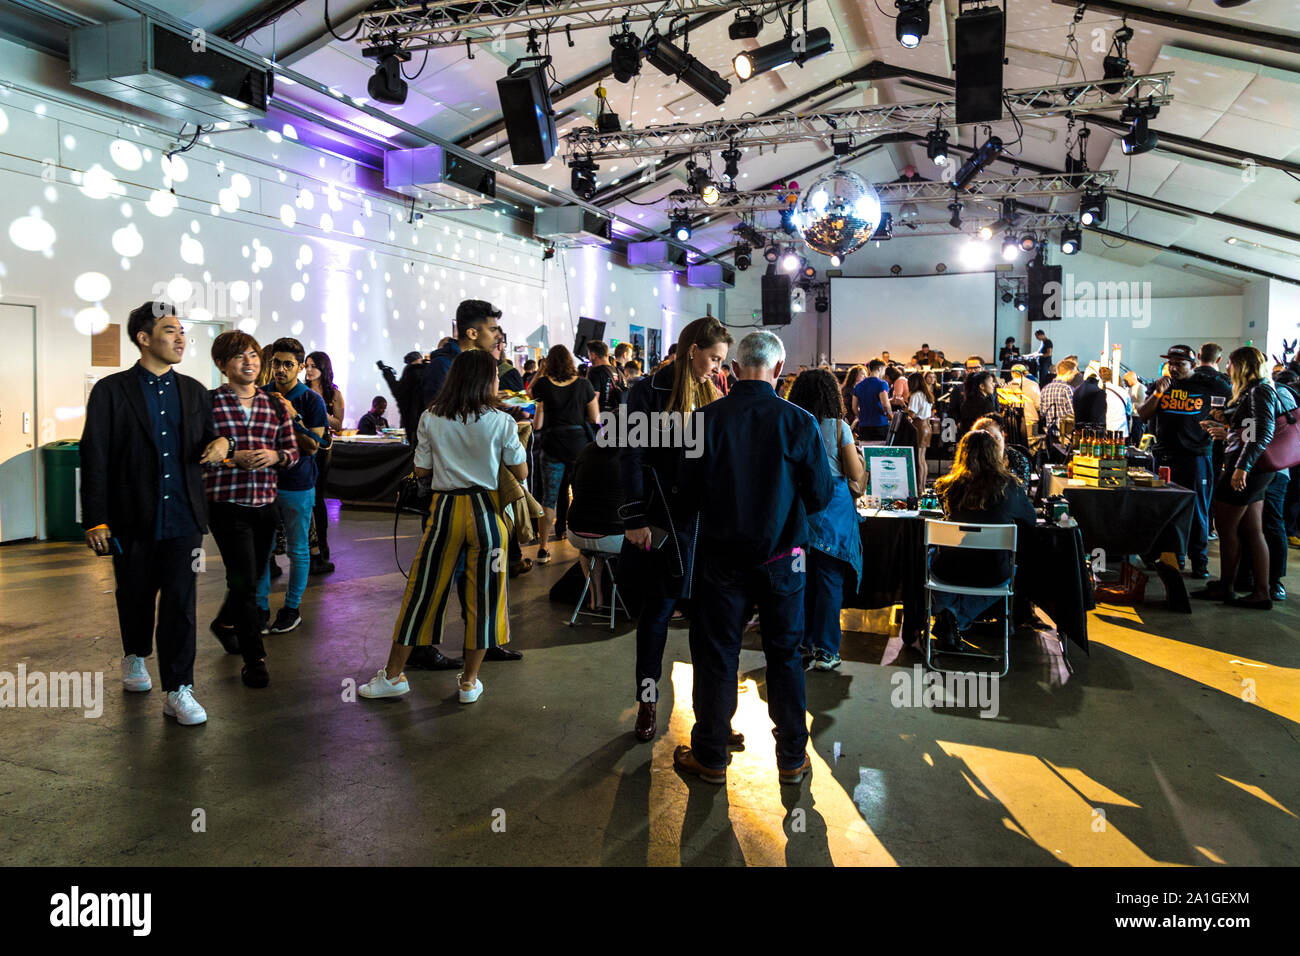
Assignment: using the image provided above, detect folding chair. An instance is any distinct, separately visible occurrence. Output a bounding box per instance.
[567,533,631,631]
[922,520,1018,678]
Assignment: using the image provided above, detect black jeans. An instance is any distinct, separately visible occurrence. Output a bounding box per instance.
[312,450,332,560]
[208,501,277,664]
[688,554,808,772]
[112,533,203,692]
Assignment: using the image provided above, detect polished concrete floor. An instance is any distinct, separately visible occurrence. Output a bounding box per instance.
[1,505,1298,867]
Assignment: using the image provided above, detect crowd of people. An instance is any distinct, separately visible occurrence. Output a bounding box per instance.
[80,300,1299,789]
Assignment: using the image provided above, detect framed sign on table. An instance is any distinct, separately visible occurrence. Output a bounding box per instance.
[861,446,917,500]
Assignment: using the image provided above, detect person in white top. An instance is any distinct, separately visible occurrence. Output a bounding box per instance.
[906,371,936,479]
[359,350,528,704]
[1124,370,1147,406]
[1098,366,1132,438]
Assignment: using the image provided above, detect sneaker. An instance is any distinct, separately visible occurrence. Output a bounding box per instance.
[1208,531,1218,541]
[209,619,240,655]
[241,660,270,689]
[812,650,842,671]
[309,556,335,575]
[536,549,552,565]
[258,607,271,635]
[121,655,152,693]
[797,644,815,663]
[163,685,207,725]
[268,606,302,634]
[458,674,483,704]
[358,668,409,699]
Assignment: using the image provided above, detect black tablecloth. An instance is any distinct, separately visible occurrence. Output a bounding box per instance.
[1062,483,1195,557]
[844,514,1092,653]
[322,441,413,503]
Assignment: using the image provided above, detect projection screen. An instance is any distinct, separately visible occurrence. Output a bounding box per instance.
[829,272,997,365]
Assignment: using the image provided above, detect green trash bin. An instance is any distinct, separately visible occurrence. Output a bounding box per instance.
[42,440,84,541]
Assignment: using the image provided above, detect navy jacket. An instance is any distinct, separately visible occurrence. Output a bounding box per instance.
[422,340,462,407]
[680,379,835,568]
[618,364,684,534]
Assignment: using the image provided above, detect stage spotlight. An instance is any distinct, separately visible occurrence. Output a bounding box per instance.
[368,47,410,105]
[1121,109,1158,155]
[701,183,720,205]
[610,30,642,83]
[1014,294,1027,312]
[735,243,752,270]
[733,27,833,81]
[729,10,761,40]
[830,254,842,267]
[871,212,894,241]
[644,33,731,106]
[670,211,692,242]
[952,135,1003,191]
[948,201,963,229]
[1061,224,1081,255]
[721,145,741,183]
[1001,236,1020,261]
[779,207,798,235]
[802,262,817,278]
[815,293,829,314]
[1079,190,1107,226]
[895,0,930,49]
[1001,290,1013,304]
[960,241,989,268]
[1019,234,1037,252]
[781,249,800,273]
[977,223,994,241]
[926,126,949,166]
[764,244,779,263]
[569,155,598,200]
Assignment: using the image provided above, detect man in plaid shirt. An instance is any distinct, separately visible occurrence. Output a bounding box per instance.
[1040,356,1079,444]
[204,331,299,689]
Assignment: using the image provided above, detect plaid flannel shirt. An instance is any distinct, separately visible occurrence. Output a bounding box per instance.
[1040,380,1076,433]
[203,385,300,507]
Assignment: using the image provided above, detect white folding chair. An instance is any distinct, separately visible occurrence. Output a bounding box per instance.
[567,534,631,631]
[923,520,1017,678]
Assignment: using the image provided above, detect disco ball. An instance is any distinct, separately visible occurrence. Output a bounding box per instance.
[790,168,882,259]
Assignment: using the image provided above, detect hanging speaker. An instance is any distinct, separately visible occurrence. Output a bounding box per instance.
[955,7,1004,126]
[496,59,557,165]
[1026,263,1063,324]
[761,271,792,326]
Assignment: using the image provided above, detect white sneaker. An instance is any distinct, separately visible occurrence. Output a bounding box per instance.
[163,685,207,725]
[121,655,152,693]
[458,674,483,704]
[359,668,409,699]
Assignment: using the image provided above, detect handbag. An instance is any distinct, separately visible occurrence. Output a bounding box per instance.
[1260,406,1300,472]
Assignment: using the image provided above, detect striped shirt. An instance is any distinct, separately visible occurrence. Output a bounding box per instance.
[203,385,300,507]
[1040,380,1076,433]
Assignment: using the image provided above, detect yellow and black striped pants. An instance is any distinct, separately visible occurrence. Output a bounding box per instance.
[391,488,510,650]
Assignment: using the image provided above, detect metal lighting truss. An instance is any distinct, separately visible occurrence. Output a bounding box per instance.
[358,0,785,52]
[669,171,1116,211]
[566,73,1174,160]
[734,209,1081,241]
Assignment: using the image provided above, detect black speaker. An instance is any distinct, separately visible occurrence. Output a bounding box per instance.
[955,7,1004,126]
[496,63,557,165]
[1026,263,1063,324]
[761,272,792,326]
[573,316,606,358]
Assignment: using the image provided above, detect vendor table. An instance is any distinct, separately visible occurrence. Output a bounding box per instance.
[322,438,413,504]
[843,512,1093,656]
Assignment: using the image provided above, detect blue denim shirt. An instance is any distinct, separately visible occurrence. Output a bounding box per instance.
[805,418,863,587]
[136,364,199,540]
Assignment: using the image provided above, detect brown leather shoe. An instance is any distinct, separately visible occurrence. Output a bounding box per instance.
[728,729,745,748]
[673,745,726,784]
[633,701,656,741]
[778,753,813,785]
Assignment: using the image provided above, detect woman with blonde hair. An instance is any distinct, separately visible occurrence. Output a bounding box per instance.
[1198,346,1298,609]
[621,315,733,741]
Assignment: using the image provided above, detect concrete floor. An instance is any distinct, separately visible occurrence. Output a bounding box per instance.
[1,505,1298,867]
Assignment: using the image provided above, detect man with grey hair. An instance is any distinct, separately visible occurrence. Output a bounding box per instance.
[673,330,834,786]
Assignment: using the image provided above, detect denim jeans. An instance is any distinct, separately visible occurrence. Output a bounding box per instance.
[1160,453,1212,570]
[257,487,314,610]
[688,556,808,772]
[805,550,851,657]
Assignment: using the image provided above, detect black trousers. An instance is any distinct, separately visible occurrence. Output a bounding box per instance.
[312,450,332,559]
[208,501,277,665]
[112,533,203,692]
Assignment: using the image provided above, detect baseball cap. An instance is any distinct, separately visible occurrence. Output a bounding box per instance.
[1160,345,1196,362]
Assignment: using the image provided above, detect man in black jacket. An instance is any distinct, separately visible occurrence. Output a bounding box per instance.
[673,331,835,787]
[81,302,230,726]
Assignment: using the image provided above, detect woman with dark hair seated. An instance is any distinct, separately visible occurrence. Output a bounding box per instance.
[930,430,1037,649]
[957,370,999,438]
[970,414,1032,488]
[787,369,865,671]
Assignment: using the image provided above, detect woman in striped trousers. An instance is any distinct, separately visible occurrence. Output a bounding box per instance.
[360,349,528,703]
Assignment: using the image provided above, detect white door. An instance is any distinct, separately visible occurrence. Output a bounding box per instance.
[0,303,38,542]
[174,320,228,388]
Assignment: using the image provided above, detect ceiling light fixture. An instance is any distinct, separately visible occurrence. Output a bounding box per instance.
[1079,190,1107,226]
[569,155,598,200]
[1014,293,1027,312]
[729,9,761,40]
[733,27,833,81]
[721,145,741,183]
[1001,236,1020,260]
[951,135,1003,191]
[670,210,693,242]
[1121,99,1160,156]
[781,249,801,272]
[895,0,930,49]
[645,32,731,106]
[948,201,963,229]
[926,125,949,166]
[735,243,752,270]
[609,29,642,84]
[367,46,410,106]
[764,244,780,262]
[1060,223,1081,255]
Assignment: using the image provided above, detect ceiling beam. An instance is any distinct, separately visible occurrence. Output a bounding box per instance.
[1108,189,1300,247]
[1084,115,1300,178]
[217,0,312,44]
[1050,0,1300,56]
[1086,227,1300,287]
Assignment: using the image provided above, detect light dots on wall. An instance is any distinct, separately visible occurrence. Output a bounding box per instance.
[191,307,213,323]
[160,154,189,182]
[297,187,314,210]
[9,211,56,252]
[146,189,177,217]
[0,108,8,135]
[73,271,111,302]
[298,243,313,266]
[237,317,258,334]
[190,219,200,234]
[63,134,76,149]
[282,124,298,140]
[79,164,121,200]
[109,139,142,171]
[229,280,251,303]
[279,203,296,227]
[180,233,204,265]
[291,320,304,335]
[319,213,333,231]
[166,276,193,303]
[73,306,110,336]
[290,282,305,302]
[218,187,240,213]
[43,185,57,203]
[352,220,365,238]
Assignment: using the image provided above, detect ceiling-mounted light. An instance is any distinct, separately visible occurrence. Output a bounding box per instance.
[802,262,817,278]
[670,210,692,242]
[609,29,642,84]
[733,26,833,81]
[895,0,930,49]
[764,244,779,263]
[925,126,949,166]
[1019,234,1037,253]
[569,155,598,200]
[830,254,843,267]
[644,33,731,106]
[952,135,1004,191]
[735,242,752,270]
[1001,236,1020,260]
[1060,223,1081,255]
[977,223,994,241]
[947,201,963,229]
[1014,293,1027,312]
[721,145,741,183]
[1001,290,1014,304]
[781,249,801,272]
[1079,190,1107,226]
[729,9,761,39]
[871,212,894,241]
[1121,99,1160,156]
[367,46,410,105]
